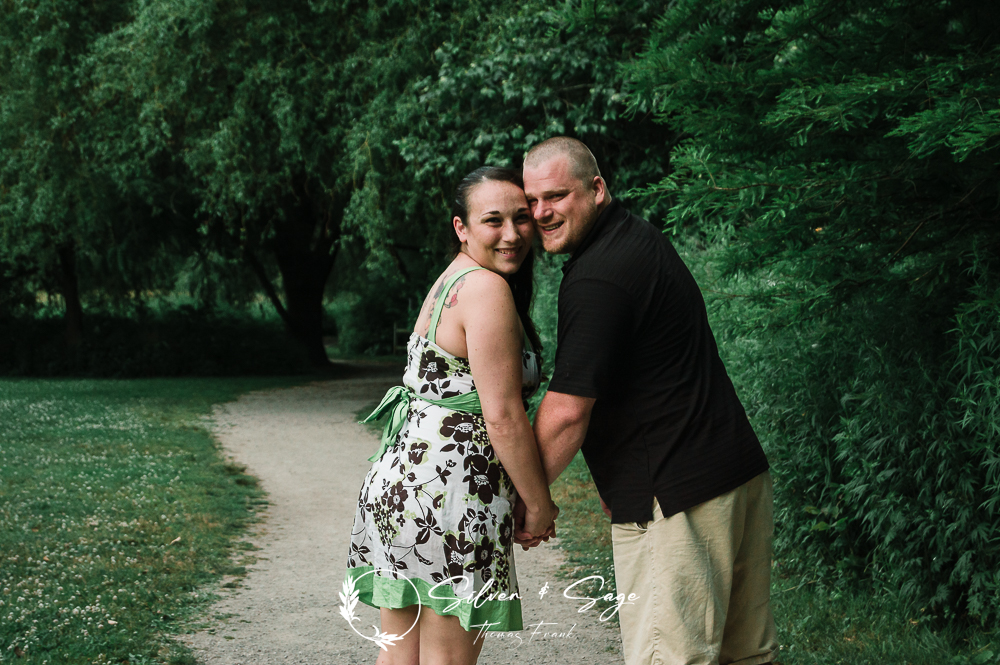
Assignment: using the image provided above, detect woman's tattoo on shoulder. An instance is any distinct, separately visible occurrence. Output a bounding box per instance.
[432,276,448,299]
[444,276,466,309]
[419,272,466,335]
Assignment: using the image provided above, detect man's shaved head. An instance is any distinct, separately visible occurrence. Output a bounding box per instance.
[522,137,609,254]
[523,137,601,186]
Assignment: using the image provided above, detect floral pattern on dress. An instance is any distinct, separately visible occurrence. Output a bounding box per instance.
[347,331,540,600]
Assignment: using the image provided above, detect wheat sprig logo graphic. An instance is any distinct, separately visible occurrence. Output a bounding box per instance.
[340,571,421,650]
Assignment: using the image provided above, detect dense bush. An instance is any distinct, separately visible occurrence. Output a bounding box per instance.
[693,251,1000,621]
[0,308,311,377]
[628,0,1000,622]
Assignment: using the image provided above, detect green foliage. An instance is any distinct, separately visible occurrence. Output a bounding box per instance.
[627,0,1000,622]
[771,571,998,664]
[0,0,200,314]
[387,0,671,242]
[319,0,672,349]
[1,0,671,365]
[326,272,411,356]
[0,377,303,663]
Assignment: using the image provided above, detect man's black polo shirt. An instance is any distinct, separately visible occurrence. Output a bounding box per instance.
[547,199,769,523]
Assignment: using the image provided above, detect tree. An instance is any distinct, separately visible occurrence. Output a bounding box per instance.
[626,0,1000,621]
[344,0,676,353]
[3,0,675,367]
[0,0,137,345]
[88,0,499,366]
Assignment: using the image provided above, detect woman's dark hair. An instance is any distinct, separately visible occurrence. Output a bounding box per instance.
[451,166,543,354]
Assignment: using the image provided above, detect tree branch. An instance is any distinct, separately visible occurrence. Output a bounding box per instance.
[245,251,290,325]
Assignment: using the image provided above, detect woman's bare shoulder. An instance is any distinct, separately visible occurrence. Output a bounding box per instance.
[462,267,510,291]
[459,269,516,312]
[415,264,510,332]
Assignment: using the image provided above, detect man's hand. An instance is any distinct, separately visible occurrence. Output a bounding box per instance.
[600,496,612,519]
[513,495,557,550]
[514,524,555,550]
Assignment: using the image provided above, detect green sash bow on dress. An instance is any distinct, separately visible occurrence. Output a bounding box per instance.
[361,266,486,462]
[361,385,483,462]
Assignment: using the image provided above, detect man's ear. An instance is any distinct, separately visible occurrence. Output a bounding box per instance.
[453,216,468,243]
[592,176,608,207]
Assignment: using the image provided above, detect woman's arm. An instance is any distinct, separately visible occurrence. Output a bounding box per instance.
[459,271,558,538]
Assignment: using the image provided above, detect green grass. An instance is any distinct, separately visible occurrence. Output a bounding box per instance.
[0,377,306,664]
[548,453,1000,664]
[547,453,618,624]
[771,575,998,665]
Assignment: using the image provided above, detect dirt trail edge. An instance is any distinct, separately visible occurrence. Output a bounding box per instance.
[182,377,625,665]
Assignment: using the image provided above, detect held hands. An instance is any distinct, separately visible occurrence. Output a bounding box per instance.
[511,495,607,550]
[513,495,558,551]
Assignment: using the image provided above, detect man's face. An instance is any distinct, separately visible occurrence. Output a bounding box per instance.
[523,156,604,255]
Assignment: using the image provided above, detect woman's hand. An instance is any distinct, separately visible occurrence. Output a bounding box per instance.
[514,495,558,550]
[459,270,559,552]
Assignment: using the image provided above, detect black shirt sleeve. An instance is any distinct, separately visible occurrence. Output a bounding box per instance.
[548,278,635,399]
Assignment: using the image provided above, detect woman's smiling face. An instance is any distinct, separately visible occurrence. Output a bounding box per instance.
[454,179,535,275]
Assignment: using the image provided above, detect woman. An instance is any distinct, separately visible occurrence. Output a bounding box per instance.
[345,166,558,665]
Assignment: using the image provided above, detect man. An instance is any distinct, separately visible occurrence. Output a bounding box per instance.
[522,137,777,665]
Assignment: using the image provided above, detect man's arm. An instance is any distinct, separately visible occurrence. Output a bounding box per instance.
[535,279,631,481]
[513,390,595,549]
[533,390,595,484]
[516,277,630,545]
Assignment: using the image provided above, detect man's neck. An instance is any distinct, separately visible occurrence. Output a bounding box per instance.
[566,197,618,258]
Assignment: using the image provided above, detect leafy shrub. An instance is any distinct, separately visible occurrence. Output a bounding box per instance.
[627,0,1000,623]
[0,307,311,377]
[683,245,1000,622]
[326,270,415,357]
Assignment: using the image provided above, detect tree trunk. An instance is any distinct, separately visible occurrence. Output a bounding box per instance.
[272,245,336,367]
[246,251,290,322]
[248,190,342,369]
[56,242,83,348]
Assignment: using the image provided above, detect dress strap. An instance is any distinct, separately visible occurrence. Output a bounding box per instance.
[428,266,486,344]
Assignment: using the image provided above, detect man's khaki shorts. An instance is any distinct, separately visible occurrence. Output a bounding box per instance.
[611,472,778,665]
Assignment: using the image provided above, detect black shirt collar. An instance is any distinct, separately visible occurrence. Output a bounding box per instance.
[562,198,624,274]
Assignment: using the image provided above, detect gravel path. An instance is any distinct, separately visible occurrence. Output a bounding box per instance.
[181,374,624,664]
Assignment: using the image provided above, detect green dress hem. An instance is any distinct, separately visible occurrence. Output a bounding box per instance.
[344,565,523,632]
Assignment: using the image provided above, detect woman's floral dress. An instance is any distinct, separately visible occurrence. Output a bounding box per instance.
[346,324,540,631]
